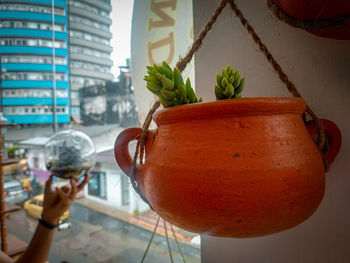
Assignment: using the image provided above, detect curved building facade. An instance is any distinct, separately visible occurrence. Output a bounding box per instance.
[0,0,70,124]
[68,0,113,121]
[0,0,113,124]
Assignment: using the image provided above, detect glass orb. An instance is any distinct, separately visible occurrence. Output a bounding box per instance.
[45,130,96,179]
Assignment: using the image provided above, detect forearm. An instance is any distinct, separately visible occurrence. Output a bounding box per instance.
[16,223,55,263]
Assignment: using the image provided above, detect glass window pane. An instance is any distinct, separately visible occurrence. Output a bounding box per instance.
[1,2,200,262]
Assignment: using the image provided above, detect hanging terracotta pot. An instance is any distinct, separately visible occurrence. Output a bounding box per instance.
[271,0,350,40]
[114,97,341,237]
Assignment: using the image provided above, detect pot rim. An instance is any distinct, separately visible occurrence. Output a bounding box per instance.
[153,97,306,125]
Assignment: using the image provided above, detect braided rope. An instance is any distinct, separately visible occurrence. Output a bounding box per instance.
[164,220,174,263]
[267,0,350,30]
[170,223,187,263]
[130,101,160,205]
[176,0,228,72]
[140,215,161,263]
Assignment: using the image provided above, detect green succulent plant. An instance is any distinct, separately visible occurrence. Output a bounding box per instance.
[215,64,245,100]
[144,61,202,108]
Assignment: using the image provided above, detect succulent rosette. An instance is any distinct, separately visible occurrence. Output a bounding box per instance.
[215,64,245,100]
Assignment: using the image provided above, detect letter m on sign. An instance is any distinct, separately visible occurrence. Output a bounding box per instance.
[148,0,177,32]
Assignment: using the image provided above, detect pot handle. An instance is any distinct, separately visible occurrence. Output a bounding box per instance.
[114,127,156,177]
[306,119,342,165]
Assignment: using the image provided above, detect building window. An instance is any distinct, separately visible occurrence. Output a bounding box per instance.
[0,38,66,48]
[71,76,104,87]
[71,61,110,73]
[33,157,39,169]
[69,30,109,45]
[70,45,110,59]
[2,72,67,81]
[70,0,109,18]
[3,106,69,116]
[0,3,65,16]
[70,15,109,32]
[1,55,66,65]
[88,171,107,200]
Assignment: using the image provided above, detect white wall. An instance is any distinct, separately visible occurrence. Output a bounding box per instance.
[101,163,122,207]
[26,148,46,170]
[193,0,350,262]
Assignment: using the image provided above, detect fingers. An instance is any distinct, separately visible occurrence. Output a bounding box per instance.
[44,175,53,196]
[77,173,90,192]
[68,178,78,200]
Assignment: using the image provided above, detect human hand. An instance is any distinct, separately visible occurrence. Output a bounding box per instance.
[41,174,90,225]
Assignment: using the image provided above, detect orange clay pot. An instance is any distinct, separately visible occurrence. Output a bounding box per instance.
[114,97,342,237]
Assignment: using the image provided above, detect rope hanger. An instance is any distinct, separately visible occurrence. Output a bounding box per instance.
[130,0,329,207]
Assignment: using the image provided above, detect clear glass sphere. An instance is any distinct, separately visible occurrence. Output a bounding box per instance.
[44,130,96,179]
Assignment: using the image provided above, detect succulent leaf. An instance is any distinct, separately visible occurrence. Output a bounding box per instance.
[157,66,173,79]
[159,97,174,108]
[146,81,162,91]
[229,75,235,84]
[185,78,192,98]
[233,74,240,88]
[148,75,161,85]
[216,73,222,86]
[224,84,234,98]
[180,93,188,104]
[177,84,186,99]
[160,75,175,91]
[221,77,228,88]
[162,61,172,72]
[235,78,245,94]
[187,78,198,103]
[226,64,232,75]
[215,85,226,99]
[222,69,226,77]
[160,89,177,100]
[173,68,184,87]
[155,72,164,81]
[146,85,161,96]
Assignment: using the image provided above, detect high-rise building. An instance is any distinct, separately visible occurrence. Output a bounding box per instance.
[68,0,113,121]
[0,0,113,125]
[0,0,70,125]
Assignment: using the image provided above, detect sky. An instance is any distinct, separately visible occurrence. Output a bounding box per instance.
[110,0,134,79]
